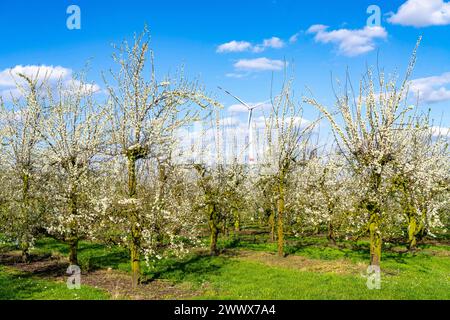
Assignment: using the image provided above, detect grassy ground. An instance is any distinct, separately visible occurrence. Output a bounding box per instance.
[0,265,108,300]
[0,233,449,300]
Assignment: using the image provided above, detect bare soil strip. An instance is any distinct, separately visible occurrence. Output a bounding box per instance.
[228,250,368,275]
[0,251,202,300]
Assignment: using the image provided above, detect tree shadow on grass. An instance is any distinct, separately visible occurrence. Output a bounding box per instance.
[141,252,232,284]
[80,250,129,272]
[0,269,52,300]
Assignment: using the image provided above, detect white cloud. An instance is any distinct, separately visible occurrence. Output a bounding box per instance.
[388,0,450,27]
[289,32,300,44]
[410,72,450,103]
[0,65,72,87]
[307,25,387,57]
[0,88,22,101]
[252,37,286,53]
[63,79,101,95]
[234,58,286,72]
[228,104,249,113]
[217,37,286,54]
[262,37,285,49]
[0,65,101,100]
[217,41,253,53]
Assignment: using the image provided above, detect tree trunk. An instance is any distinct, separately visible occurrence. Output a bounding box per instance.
[68,238,79,265]
[130,233,140,289]
[222,219,228,237]
[368,173,382,266]
[369,214,382,266]
[20,242,30,263]
[128,155,141,288]
[21,172,31,263]
[327,221,336,245]
[68,187,79,266]
[407,215,417,251]
[277,180,285,257]
[233,209,240,234]
[268,211,275,242]
[209,206,219,256]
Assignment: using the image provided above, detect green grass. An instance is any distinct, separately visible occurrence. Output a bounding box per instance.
[32,238,130,272]
[142,237,450,300]
[1,234,449,300]
[0,266,109,300]
[196,258,450,300]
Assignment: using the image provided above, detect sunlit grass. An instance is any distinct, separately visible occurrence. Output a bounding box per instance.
[1,234,449,300]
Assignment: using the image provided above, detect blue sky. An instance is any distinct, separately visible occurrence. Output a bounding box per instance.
[0,0,449,134]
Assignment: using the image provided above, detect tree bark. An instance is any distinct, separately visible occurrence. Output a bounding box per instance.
[233,209,240,234]
[68,238,79,265]
[268,211,275,242]
[369,214,382,266]
[20,242,30,263]
[68,186,79,266]
[277,180,285,257]
[209,206,219,256]
[130,233,140,289]
[407,215,418,251]
[128,155,141,288]
[21,172,31,263]
[368,172,382,266]
[327,221,336,245]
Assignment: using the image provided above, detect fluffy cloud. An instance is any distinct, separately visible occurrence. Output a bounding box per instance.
[263,37,285,49]
[0,65,72,87]
[233,58,286,72]
[216,41,253,53]
[0,65,101,100]
[410,72,450,103]
[307,25,387,57]
[217,37,285,54]
[388,0,450,27]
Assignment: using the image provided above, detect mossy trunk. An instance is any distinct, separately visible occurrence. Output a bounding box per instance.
[407,215,418,251]
[233,209,240,234]
[209,205,219,256]
[20,242,30,263]
[327,221,336,245]
[128,155,141,288]
[369,214,382,266]
[268,211,275,242]
[277,180,285,257]
[130,234,140,289]
[68,238,79,265]
[222,219,228,237]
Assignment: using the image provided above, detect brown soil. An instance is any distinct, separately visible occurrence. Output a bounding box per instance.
[0,251,203,300]
[228,250,368,275]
